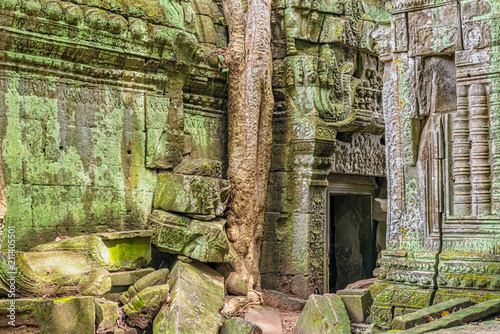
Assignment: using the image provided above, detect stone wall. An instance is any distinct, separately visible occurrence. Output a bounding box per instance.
[372,0,500,323]
[0,0,227,250]
[261,0,387,298]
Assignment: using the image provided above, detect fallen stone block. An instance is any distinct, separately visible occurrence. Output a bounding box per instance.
[337,289,373,323]
[293,294,351,334]
[120,268,169,305]
[103,285,128,302]
[216,263,248,296]
[0,298,54,331]
[261,290,306,311]
[0,251,111,297]
[153,173,230,216]
[95,298,119,333]
[149,210,237,263]
[124,284,170,329]
[53,296,96,333]
[391,298,474,330]
[0,296,97,333]
[153,260,224,333]
[32,230,153,272]
[173,158,223,178]
[245,307,282,334]
[401,299,500,334]
[221,318,263,334]
[110,268,155,287]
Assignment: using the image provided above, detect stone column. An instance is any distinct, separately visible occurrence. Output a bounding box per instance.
[469,83,491,215]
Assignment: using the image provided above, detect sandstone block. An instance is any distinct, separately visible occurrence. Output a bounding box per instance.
[0,251,111,298]
[337,289,372,323]
[120,268,169,305]
[153,173,230,216]
[0,297,97,333]
[261,290,306,311]
[221,318,263,334]
[123,284,170,329]
[110,268,155,287]
[32,230,153,272]
[95,298,119,333]
[245,307,282,334]
[153,260,224,333]
[173,158,222,178]
[216,263,248,296]
[293,294,351,334]
[149,210,237,263]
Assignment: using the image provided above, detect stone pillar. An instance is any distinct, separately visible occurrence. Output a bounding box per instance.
[469,83,491,216]
[452,85,472,216]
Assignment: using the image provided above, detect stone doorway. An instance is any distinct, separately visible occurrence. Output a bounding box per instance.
[326,175,384,292]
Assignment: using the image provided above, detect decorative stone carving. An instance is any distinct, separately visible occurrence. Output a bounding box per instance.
[153,174,230,217]
[331,133,385,176]
[149,210,237,263]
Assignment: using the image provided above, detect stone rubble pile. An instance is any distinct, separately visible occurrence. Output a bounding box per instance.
[0,158,252,333]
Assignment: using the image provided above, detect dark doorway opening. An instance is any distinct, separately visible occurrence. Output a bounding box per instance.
[328,194,377,292]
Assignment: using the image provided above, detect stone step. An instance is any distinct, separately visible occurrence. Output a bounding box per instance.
[391,298,474,330]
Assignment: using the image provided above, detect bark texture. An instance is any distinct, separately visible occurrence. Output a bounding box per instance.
[221,0,274,292]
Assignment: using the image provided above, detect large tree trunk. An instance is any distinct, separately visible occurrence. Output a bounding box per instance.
[221,0,274,294]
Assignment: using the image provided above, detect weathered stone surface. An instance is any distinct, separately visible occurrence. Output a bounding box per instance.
[293,294,351,334]
[0,0,222,254]
[153,173,230,216]
[123,284,169,329]
[372,198,387,222]
[146,97,185,170]
[0,251,111,297]
[221,318,263,334]
[110,268,155,287]
[95,298,119,334]
[153,260,224,333]
[173,158,223,178]
[32,231,152,272]
[245,307,282,334]
[391,298,475,330]
[120,268,169,305]
[426,320,500,334]
[216,263,248,296]
[0,298,52,332]
[337,289,373,323]
[261,290,306,311]
[401,299,500,334]
[0,296,96,333]
[408,5,462,57]
[149,210,237,263]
